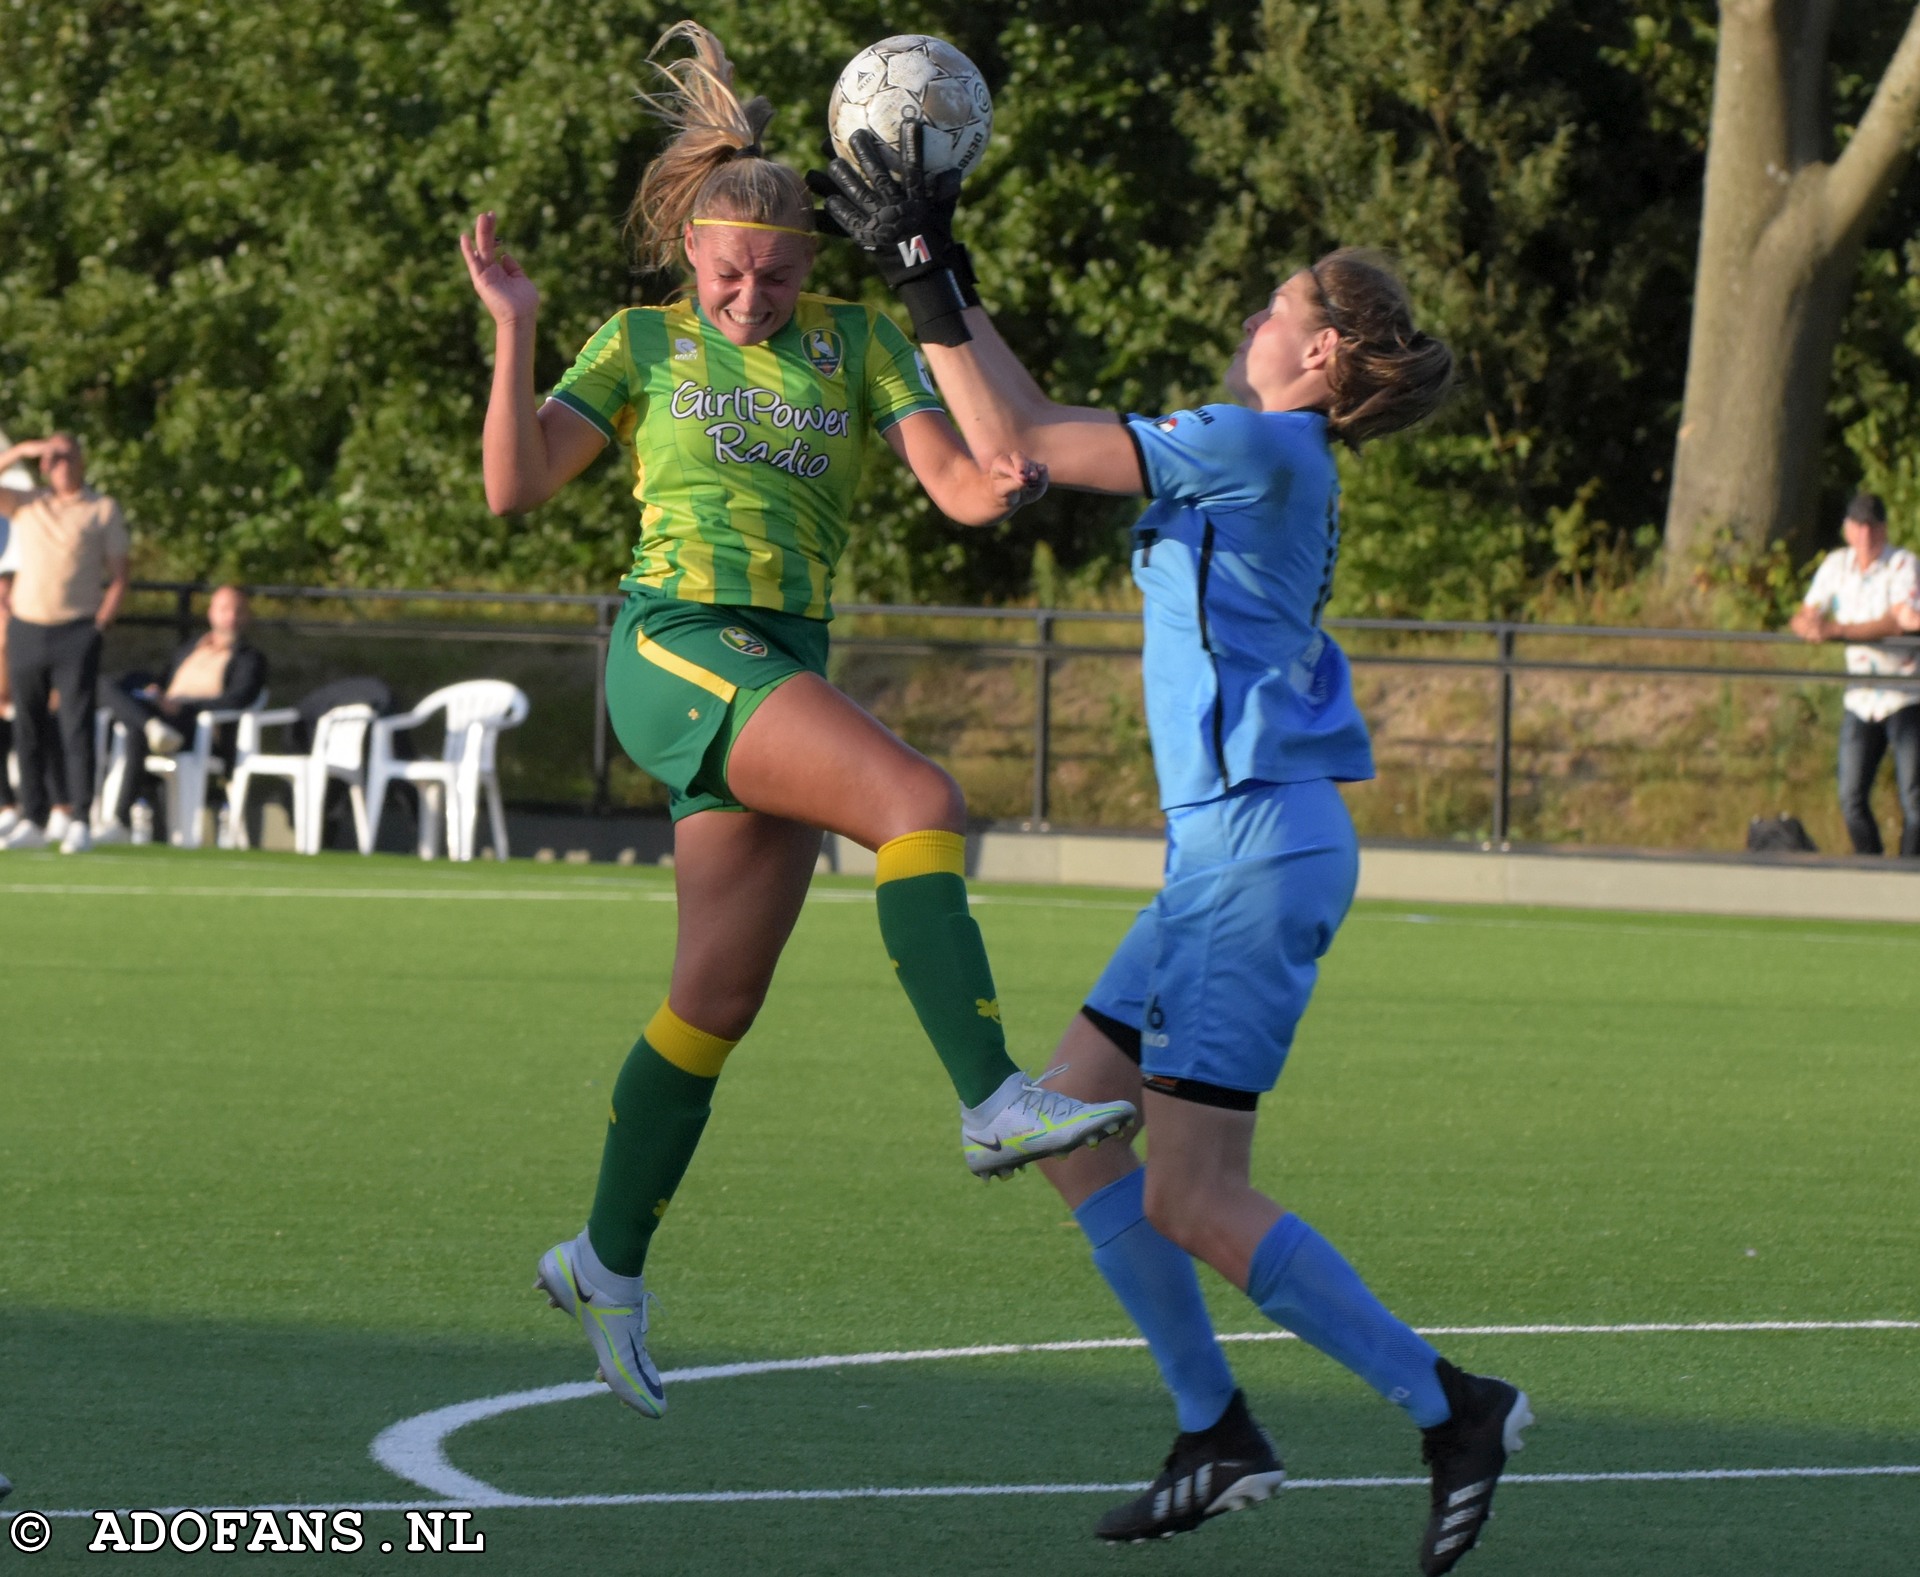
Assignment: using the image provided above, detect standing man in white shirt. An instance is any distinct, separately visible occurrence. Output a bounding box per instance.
[0,433,131,853]
[1790,492,1920,856]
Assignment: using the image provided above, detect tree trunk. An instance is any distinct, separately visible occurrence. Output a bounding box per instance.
[1664,1,1920,576]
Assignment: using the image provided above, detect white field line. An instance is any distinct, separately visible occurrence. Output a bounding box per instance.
[366,1321,1920,1507]
[15,1465,1920,1521]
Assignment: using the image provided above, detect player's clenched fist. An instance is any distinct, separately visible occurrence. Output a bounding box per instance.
[989,452,1047,516]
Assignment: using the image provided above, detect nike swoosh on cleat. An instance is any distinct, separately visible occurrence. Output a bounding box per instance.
[970,1136,1005,1151]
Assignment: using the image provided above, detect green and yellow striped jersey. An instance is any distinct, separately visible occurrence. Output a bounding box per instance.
[548,294,942,620]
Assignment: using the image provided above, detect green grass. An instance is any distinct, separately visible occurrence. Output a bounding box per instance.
[1,849,1915,1574]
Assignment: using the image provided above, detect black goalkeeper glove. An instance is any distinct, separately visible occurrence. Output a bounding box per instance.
[806,118,978,346]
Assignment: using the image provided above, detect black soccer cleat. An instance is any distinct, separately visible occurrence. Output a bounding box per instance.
[1417,1359,1533,1574]
[1094,1389,1287,1542]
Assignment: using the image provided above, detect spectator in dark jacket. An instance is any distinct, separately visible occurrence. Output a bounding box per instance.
[95,584,267,840]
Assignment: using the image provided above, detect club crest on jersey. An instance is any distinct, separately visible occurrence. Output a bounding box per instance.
[673,337,699,361]
[720,626,769,658]
[801,329,843,379]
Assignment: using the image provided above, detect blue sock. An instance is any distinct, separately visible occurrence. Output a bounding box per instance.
[1247,1213,1448,1428]
[1074,1169,1238,1433]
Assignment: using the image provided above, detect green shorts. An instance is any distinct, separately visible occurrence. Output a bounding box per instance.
[606,589,830,820]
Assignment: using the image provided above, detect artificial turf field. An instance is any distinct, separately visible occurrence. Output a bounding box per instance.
[1,846,1915,1575]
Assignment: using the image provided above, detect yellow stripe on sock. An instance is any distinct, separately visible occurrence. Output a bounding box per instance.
[876,829,966,884]
[635,631,738,702]
[645,1002,738,1078]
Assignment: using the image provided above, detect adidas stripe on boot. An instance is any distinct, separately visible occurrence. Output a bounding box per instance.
[1094,1390,1286,1542]
[1418,1358,1533,1574]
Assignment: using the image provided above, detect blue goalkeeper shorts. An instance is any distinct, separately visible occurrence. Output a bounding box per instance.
[1085,777,1358,1095]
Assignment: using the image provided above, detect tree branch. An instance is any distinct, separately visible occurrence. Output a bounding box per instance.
[1784,0,1839,170]
[1822,3,1920,249]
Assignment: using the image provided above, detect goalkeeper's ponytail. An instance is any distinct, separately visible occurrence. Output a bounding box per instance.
[628,20,814,272]
[1308,249,1453,449]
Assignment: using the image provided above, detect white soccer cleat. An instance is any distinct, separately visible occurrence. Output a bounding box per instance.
[0,819,48,851]
[0,807,21,838]
[59,820,91,855]
[536,1239,667,1419]
[961,1068,1136,1179]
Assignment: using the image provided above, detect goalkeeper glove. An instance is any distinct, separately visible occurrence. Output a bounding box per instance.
[806,119,978,346]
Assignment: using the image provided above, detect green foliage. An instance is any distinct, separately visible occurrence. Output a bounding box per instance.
[4,1,1920,613]
[1679,527,1820,631]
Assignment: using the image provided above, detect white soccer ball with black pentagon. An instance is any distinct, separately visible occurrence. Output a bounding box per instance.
[828,35,993,180]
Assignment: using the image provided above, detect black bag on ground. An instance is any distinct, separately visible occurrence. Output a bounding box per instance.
[1746,813,1817,853]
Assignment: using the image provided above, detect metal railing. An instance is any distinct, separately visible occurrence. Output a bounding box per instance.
[119,581,1920,837]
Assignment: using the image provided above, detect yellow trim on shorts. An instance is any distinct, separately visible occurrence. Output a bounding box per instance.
[876,830,967,884]
[645,1002,738,1078]
[635,631,738,702]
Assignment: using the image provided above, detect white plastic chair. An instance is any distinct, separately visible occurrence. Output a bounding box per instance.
[94,695,270,848]
[363,681,529,861]
[226,702,376,856]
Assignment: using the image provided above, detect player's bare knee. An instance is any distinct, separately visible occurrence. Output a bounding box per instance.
[673,983,768,1043]
[909,762,966,833]
[1140,1171,1208,1254]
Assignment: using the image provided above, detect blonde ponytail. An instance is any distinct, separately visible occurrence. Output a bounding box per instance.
[628,20,813,272]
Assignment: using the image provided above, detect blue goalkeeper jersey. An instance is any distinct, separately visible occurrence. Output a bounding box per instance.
[1125,404,1374,810]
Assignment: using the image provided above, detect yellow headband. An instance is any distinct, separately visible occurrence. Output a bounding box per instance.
[690,218,815,238]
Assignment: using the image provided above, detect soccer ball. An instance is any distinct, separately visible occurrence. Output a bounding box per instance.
[828,35,993,180]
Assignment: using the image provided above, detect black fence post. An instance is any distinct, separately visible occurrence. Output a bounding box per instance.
[591,597,613,814]
[1491,625,1515,846]
[1030,611,1054,829]
[174,585,194,645]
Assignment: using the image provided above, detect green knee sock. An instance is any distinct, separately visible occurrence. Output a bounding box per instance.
[875,830,1021,1108]
[586,1002,736,1277]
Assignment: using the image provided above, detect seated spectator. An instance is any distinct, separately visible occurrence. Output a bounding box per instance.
[95,584,267,842]
[1790,491,1920,857]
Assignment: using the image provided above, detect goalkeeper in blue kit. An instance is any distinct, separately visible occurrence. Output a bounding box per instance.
[814,131,1532,1574]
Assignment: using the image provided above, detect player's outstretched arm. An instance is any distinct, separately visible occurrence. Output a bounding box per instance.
[923,316,1144,498]
[811,129,1142,496]
[460,211,605,514]
[884,410,1048,527]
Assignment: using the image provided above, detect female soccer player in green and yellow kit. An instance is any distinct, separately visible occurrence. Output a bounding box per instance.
[459,23,1132,1417]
